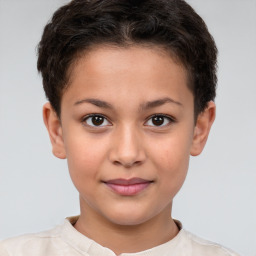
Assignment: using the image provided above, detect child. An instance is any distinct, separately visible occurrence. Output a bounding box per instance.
[0,0,240,255]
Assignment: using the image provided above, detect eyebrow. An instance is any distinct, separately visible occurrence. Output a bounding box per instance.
[139,97,183,111]
[74,98,113,109]
[74,97,182,110]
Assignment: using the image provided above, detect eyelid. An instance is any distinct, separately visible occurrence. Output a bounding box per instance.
[144,114,176,127]
[82,114,112,127]
[81,113,175,128]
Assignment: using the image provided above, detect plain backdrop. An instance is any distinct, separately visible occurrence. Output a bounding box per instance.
[0,1,255,255]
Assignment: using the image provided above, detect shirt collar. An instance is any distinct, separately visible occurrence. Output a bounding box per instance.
[60,215,184,256]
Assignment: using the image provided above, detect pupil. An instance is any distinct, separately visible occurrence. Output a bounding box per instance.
[92,116,104,126]
[152,116,164,126]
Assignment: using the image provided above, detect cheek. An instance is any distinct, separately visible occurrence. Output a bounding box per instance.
[158,146,190,179]
[150,133,191,168]
[159,149,189,199]
[64,133,109,185]
[149,134,192,193]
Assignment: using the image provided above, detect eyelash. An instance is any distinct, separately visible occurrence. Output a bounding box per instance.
[82,114,175,128]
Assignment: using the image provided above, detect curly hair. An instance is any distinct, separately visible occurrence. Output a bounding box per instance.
[37,0,218,118]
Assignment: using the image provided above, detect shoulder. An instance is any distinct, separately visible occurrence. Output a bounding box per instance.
[180,229,240,256]
[0,224,66,256]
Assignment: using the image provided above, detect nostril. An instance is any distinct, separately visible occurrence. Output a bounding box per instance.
[113,160,122,166]
[113,160,143,168]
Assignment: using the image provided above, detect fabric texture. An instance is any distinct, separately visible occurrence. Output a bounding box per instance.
[0,216,240,256]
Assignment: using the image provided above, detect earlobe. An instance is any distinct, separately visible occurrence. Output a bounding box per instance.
[190,101,216,156]
[43,103,66,159]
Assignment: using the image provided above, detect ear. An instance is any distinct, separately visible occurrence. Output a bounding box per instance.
[190,101,216,156]
[43,102,66,159]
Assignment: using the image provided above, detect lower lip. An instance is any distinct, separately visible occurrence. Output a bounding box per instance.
[105,182,151,196]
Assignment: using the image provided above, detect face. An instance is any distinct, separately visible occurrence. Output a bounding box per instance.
[44,45,215,227]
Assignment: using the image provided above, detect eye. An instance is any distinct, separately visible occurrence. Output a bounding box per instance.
[145,114,174,127]
[82,114,111,127]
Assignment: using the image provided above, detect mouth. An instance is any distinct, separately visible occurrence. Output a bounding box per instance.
[103,178,153,196]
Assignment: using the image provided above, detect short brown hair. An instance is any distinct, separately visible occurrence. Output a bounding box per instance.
[37,0,218,118]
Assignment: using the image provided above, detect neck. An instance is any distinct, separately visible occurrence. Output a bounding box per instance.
[74,200,179,255]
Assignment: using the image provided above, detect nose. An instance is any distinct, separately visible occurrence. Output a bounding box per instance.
[109,125,146,168]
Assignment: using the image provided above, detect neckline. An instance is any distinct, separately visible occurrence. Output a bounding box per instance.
[60,215,185,256]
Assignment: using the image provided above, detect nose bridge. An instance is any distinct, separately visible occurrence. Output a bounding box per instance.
[109,123,146,167]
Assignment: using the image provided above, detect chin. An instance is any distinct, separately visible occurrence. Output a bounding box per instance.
[104,209,154,227]
[110,217,149,226]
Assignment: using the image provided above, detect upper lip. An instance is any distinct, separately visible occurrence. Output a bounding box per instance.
[104,178,153,185]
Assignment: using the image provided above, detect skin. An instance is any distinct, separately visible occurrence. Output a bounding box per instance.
[43,45,215,255]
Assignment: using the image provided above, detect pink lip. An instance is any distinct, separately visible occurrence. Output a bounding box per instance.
[104,178,153,196]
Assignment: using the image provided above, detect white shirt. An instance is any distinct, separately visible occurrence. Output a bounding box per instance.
[0,216,239,256]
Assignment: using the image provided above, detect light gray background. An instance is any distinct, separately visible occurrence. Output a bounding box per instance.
[0,1,255,255]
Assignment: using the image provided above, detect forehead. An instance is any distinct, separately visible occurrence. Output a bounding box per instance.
[69,44,187,81]
[63,45,192,109]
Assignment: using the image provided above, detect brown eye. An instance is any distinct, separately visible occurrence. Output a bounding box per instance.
[145,115,173,127]
[83,115,111,127]
[152,116,164,126]
[92,116,104,126]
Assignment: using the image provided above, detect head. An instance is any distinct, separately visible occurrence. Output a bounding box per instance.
[39,0,217,229]
[37,0,217,119]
